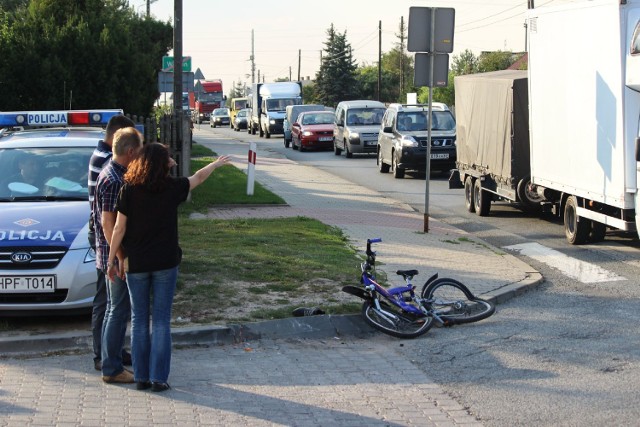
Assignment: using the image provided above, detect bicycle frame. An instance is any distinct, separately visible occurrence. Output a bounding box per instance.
[361,268,424,317]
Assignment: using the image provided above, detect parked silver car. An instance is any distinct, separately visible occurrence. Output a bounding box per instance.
[0,109,124,314]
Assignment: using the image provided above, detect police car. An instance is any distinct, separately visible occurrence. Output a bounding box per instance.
[0,110,123,315]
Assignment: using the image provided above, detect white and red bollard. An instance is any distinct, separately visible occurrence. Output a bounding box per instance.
[247,142,257,195]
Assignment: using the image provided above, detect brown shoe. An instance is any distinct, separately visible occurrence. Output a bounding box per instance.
[102,369,134,384]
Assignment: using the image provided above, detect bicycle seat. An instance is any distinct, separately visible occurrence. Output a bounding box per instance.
[396,269,419,279]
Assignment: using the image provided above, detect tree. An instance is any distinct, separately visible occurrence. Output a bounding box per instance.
[314,24,359,107]
[228,80,245,99]
[477,51,516,72]
[0,0,172,116]
[451,49,478,75]
[356,61,400,103]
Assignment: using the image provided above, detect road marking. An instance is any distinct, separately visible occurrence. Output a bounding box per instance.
[504,242,626,284]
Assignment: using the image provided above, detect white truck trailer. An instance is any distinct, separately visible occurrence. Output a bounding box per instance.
[454,0,640,244]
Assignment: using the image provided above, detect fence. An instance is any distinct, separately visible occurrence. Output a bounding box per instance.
[126,112,191,178]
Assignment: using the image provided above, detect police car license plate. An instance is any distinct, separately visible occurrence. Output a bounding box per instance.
[318,137,333,141]
[0,275,56,293]
[365,140,376,146]
[430,153,449,159]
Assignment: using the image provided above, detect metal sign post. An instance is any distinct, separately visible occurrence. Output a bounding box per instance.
[408,6,455,233]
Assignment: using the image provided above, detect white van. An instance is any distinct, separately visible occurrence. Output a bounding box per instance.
[333,100,386,158]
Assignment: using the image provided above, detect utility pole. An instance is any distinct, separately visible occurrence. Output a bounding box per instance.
[399,16,406,98]
[251,29,256,84]
[378,21,382,101]
[172,0,185,177]
[298,49,301,82]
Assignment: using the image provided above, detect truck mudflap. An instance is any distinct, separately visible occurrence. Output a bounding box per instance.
[449,170,463,189]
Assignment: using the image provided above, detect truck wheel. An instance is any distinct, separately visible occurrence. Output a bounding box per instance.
[392,153,405,179]
[589,220,607,243]
[473,179,490,216]
[564,195,588,245]
[464,176,475,213]
[334,141,342,155]
[378,149,390,173]
[517,176,544,210]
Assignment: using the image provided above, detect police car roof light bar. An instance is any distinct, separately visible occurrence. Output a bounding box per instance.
[0,109,124,128]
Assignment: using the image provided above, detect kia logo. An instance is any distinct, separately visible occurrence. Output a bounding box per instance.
[11,252,32,263]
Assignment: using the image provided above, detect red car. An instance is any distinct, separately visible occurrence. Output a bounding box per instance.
[291,111,335,151]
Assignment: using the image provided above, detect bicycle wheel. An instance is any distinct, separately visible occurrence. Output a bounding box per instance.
[361,300,434,339]
[421,278,495,325]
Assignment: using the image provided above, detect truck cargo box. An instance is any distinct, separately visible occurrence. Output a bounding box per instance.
[455,70,533,206]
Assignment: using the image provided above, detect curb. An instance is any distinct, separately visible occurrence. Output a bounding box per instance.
[0,314,375,357]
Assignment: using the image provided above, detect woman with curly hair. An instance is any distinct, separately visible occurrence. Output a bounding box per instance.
[107,143,230,392]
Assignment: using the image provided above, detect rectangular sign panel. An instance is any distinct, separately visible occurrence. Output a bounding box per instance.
[162,56,192,72]
[408,7,455,53]
[157,71,195,92]
[414,53,449,87]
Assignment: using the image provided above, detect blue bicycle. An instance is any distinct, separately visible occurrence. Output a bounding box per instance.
[342,238,495,339]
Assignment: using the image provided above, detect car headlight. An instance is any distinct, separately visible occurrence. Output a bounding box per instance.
[302,131,313,136]
[269,119,276,125]
[349,132,360,140]
[84,247,96,263]
[400,135,419,147]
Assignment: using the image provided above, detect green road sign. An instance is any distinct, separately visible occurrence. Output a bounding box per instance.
[162,56,192,72]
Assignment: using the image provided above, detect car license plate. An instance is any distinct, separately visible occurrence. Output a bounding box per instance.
[430,153,449,159]
[0,275,56,293]
[365,140,377,146]
[318,136,333,141]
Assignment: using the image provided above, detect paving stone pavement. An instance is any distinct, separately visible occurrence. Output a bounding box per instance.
[0,129,543,426]
[0,338,483,426]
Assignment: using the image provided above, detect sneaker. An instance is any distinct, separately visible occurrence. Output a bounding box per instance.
[102,370,135,384]
[151,382,171,392]
[136,381,152,390]
[94,359,102,372]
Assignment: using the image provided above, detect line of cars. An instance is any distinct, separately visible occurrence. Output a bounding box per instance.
[209,98,458,179]
[281,100,457,178]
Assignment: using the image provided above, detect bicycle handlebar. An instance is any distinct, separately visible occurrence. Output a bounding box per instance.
[365,238,381,266]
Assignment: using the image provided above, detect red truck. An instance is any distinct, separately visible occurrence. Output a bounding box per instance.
[193,79,224,124]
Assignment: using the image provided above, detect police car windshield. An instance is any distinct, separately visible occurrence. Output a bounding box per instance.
[0,147,92,201]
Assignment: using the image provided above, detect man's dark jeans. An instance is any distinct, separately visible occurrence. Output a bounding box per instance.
[91,268,107,363]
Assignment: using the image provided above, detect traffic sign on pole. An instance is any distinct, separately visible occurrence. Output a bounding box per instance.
[408,7,455,53]
[414,53,449,87]
[407,6,456,234]
[162,56,192,72]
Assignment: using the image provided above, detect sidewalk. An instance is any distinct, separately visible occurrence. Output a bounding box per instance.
[196,133,542,306]
[0,129,542,426]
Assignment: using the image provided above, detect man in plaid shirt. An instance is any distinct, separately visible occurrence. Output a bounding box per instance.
[94,127,142,383]
[89,114,135,371]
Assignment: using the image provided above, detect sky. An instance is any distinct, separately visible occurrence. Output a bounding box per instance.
[137,0,572,96]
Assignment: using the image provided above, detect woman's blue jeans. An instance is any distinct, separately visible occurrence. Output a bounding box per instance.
[126,267,178,384]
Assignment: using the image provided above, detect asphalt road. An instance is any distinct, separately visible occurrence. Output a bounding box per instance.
[199,125,640,426]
